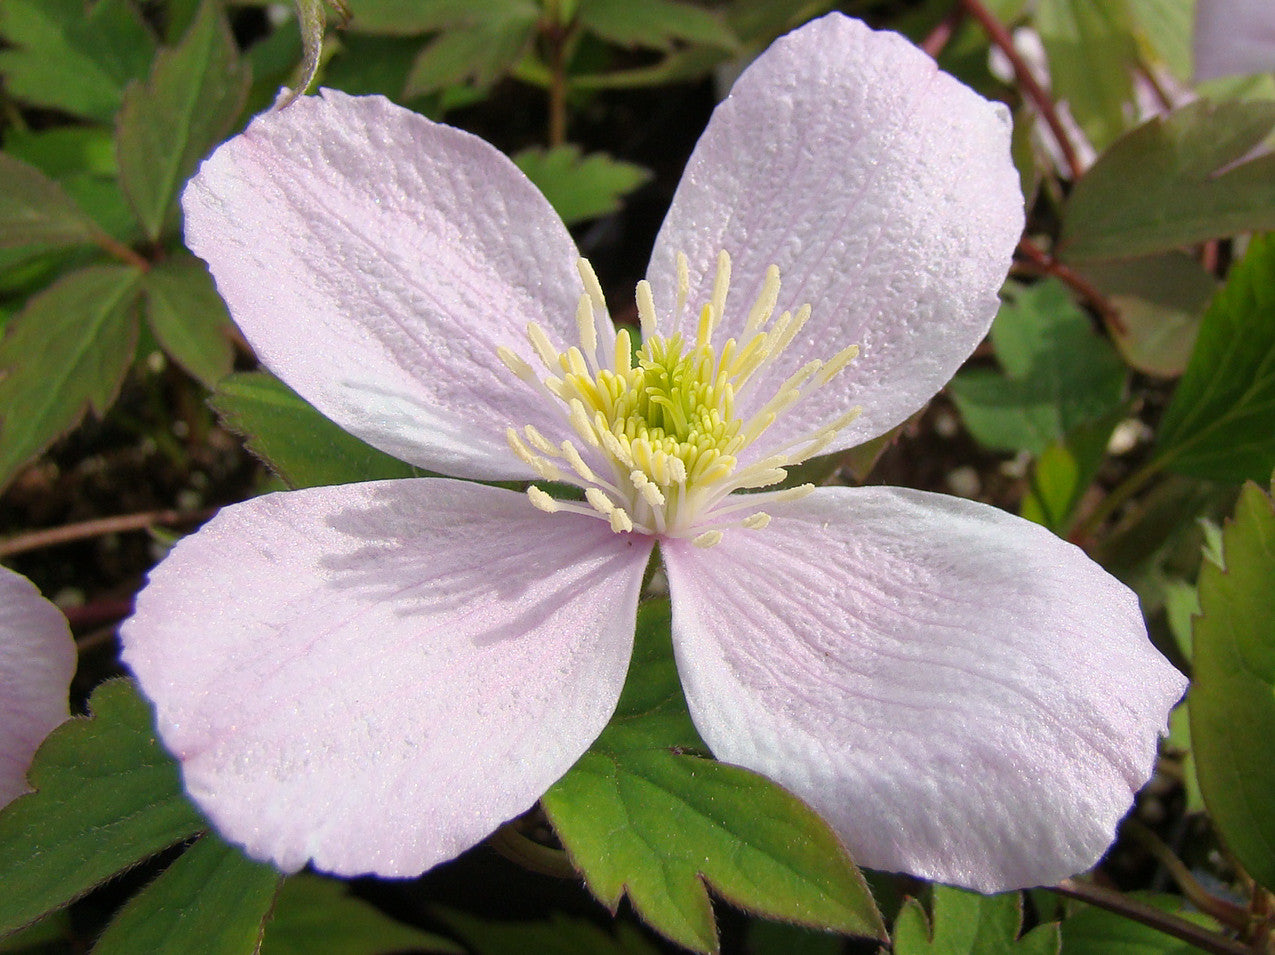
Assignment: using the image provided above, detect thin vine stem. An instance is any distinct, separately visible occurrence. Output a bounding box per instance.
[0,507,217,559]
[1014,236,1126,335]
[1123,818,1250,931]
[960,0,1082,179]
[1051,879,1251,955]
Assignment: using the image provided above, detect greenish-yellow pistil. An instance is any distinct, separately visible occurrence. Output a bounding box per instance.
[497,250,861,544]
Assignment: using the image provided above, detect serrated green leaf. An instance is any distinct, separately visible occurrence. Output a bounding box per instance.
[0,265,141,491]
[1036,0,1137,153]
[893,887,1060,955]
[116,0,251,240]
[93,833,281,955]
[1188,479,1275,891]
[0,154,107,250]
[1060,100,1275,262]
[142,254,234,388]
[576,0,739,52]
[542,601,882,954]
[209,371,418,488]
[1060,892,1219,954]
[0,0,156,122]
[404,13,537,95]
[0,680,205,936]
[1153,235,1275,484]
[513,146,651,226]
[947,280,1126,455]
[441,910,655,955]
[4,127,117,179]
[260,875,461,955]
[1086,253,1214,377]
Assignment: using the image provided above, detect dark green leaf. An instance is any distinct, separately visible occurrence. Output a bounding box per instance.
[93,834,281,955]
[1086,253,1215,377]
[1060,100,1275,261]
[542,602,883,954]
[893,887,1060,955]
[142,254,234,388]
[116,0,251,240]
[1154,235,1275,484]
[745,920,844,955]
[4,127,117,179]
[0,154,107,250]
[441,910,655,955]
[513,146,651,226]
[0,680,205,936]
[0,265,141,490]
[209,371,418,488]
[260,875,461,955]
[576,0,739,52]
[1189,479,1275,891]
[1060,892,1219,954]
[286,0,333,106]
[345,0,535,36]
[0,0,156,122]
[404,13,538,95]
[947,280,1126,455]
[1036,0,1137,152]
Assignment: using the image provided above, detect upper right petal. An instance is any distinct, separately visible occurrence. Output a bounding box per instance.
[182,90,590,480]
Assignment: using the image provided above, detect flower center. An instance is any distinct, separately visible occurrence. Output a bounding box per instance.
[497,251,860,544]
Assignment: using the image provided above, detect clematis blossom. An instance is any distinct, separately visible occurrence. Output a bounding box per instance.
[123,13,1186,893]
[1,567,75,808]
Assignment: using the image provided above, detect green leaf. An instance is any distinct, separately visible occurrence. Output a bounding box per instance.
[0,153,108,250]
[1086,253,1214,377]
[1189,479,1275,891]
[745,920,844,955]
[1035,0,1137,152]
[947,280,1126,455]
[513,146,651,226]
[1060,100,1275,262]
[93,833,281,955]
[403,12,538,95]
[142,254,234,388]
[576,0,739,52]
[893,887,1060,955]
[0,680,205,936]
[0,0,156,122]
[116,0,251,240]
[1060,892,1219,954]
[1127,0,1193,81]
[261,875,461,955]
[441,910,656,955]
[1154,235,1275,484]
[0,265,141,491]
[542,601,883,954]
[4,127,117,179]
[344,0,534,36]
[288,0,331,105]
[209,371,418,488]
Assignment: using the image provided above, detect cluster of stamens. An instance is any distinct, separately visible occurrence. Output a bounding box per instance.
[496,250,861,546]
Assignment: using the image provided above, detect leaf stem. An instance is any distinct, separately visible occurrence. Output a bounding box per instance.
[960,0,1082,179]
[1123,818,1250,931]
[1051,879,1251,955]
[488,817,577,878]
[1071,454,1165,544]
[920,6,965,59]
[94,231,151,272]
[0,507,217,559]
[545,19,570,147]
[1014,236,1126,335]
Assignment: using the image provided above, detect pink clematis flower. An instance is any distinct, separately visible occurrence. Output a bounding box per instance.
[123,13,1186,892]
[1194,0,1275,81]
[1,567,75,808]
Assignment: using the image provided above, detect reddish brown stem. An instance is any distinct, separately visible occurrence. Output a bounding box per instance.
[1052,880,1250,955]
[960,0,1082,179]
[921,6,965,59]
[1015,236,1126,335]
[0,507,217,559]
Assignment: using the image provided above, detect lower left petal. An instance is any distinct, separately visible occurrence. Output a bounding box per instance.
[663,485,1185,892]
[121,478,652,877]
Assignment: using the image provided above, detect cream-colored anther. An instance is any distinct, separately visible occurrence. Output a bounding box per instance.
[675,251,690,317]
[523,425,557,456]
[506,428,563,481]
[817,344,860,385]
[497,346,537,384]
[636,281,658,342]
[692,530,724,548]
[742,512,771,530]
[526,322,559,368]
[631,470,666,508]
[577,257,607,315]
[707,250,731,340]
[526,486,560,513]
[560,442,599,483]
[743,264,782,338]
[575,296,598,367]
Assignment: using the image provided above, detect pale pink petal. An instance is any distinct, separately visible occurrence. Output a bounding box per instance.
[0,567,75,807]
[1194,0,1275,81]
[183,90,601,480]
[648,14,1022,459]
[121,479,651,876]
[663,486,1185,891]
